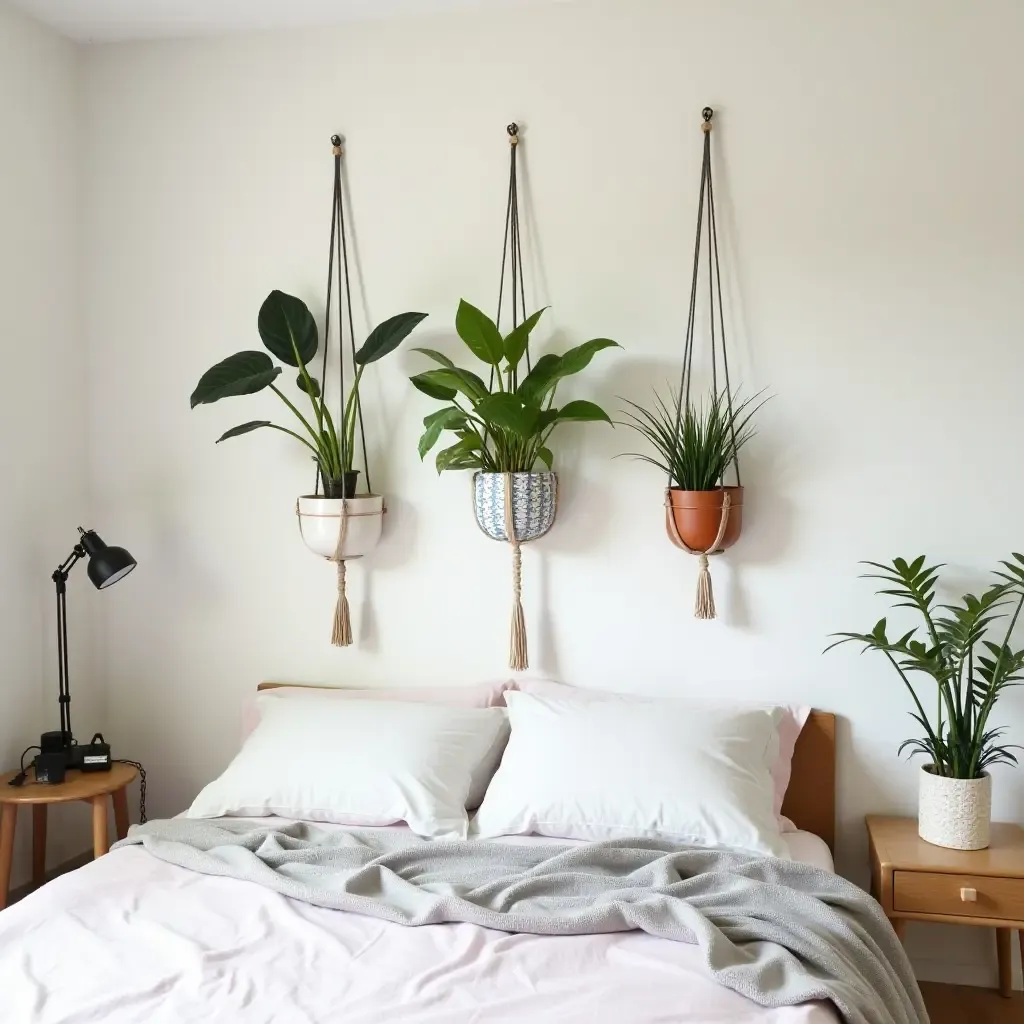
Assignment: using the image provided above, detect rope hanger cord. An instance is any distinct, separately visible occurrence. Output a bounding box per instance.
[495,123,531,377]
[670,107,741,490]
[317,134,372,497]
[666,107,744,621]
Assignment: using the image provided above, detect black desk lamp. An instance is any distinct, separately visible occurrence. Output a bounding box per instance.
[39,528,136,775]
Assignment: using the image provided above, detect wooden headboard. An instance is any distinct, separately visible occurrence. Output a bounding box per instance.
[257,684,837,852]
[781,711,836,852]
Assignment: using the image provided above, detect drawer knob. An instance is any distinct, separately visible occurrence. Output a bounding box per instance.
[960,887,978,902]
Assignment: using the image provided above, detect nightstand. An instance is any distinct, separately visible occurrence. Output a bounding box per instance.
[0,763,138,909]
[867,814,1024,998]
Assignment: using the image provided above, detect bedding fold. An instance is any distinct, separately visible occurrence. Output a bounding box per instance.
[115,820,926,1024]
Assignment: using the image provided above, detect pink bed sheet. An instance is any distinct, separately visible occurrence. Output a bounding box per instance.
[0,828,838,1024]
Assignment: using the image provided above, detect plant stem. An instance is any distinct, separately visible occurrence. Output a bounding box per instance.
[271,385,325,451]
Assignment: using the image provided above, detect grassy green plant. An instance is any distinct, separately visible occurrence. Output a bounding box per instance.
[191,290,426,497]
[412,300,619,473]
[619,388,764,490]
[827,556,1024,779]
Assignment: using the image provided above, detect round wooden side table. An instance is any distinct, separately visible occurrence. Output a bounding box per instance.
[0,762,138,909]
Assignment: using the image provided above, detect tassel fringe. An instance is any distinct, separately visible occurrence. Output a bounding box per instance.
[509,541,528,671]
[331,559,353,647]
[694,552,716,620]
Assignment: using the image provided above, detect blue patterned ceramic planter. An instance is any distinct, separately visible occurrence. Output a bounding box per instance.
[473,472,557,542]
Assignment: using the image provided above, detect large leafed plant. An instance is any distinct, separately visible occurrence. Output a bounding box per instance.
[191,290,426,497]
[827,555,1024,779]
[411,300,619,473]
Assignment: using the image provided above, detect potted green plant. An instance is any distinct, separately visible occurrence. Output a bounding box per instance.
[828,555,1024,850]
[619,387,763,619]
[412,298,619,669]
[191,289,426,559]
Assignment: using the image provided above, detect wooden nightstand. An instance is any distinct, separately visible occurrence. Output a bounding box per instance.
[0,763,138,910]
[867,814,1024,998]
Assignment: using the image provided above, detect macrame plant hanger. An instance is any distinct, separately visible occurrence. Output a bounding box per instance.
[496,122,534,671]
[667,107,741,620]
[319,133,371,647]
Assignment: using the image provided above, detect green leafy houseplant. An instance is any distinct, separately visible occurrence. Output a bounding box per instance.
[827,555,1024,779]
[191,290,426,497]
[619,388,764,489]
[411,300,619,473]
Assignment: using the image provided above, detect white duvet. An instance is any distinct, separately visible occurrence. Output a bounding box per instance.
[0,825,839,1024]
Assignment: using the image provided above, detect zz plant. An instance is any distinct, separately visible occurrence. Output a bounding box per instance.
[191,290,426,497]
[412,300,619,472]
[828,555,1024,779]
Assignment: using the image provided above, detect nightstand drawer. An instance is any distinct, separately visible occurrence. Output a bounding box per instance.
[894,871,1024,921]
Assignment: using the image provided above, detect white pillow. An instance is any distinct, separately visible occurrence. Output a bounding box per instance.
[188,694,506,838]
[473,692,787,858]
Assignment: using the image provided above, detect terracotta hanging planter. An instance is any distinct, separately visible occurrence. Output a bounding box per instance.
[665,486,743,553]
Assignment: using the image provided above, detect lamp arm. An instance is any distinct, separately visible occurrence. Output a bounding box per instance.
[53,544,85,582]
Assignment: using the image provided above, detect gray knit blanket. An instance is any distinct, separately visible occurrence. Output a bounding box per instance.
[114,820,927,1024]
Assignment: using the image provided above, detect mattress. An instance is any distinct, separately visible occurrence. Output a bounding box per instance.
[0,826,838,1023]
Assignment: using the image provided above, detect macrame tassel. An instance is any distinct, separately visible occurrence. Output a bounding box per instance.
[694,552,716,620]
[331,559,352,647]
[509,541,528,671]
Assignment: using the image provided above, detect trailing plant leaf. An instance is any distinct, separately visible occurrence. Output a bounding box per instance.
[258,290,318,367]
[356,311,428,364]
[190,351,282,407]
[828,556,1024,779]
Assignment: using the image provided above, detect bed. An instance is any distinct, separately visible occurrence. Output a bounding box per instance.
[0,698,856,1024]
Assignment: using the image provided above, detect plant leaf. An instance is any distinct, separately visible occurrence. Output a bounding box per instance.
[418,407,467,459]
[436,435,483,472]
[476,393,537,439]
[410,372,457,402]
[257,290,318,367]
[412,367,487,403]
[355,311,428,364]
[503,307,547,369]
[296,374,320,398]
[190,351,282,407]
[517,353,563,406]
[554,399,613,424]
[455,300,504,365]
[537,446,554,469]
[216,420,272,442]
[412,347,455,368]
[554,338,620,378]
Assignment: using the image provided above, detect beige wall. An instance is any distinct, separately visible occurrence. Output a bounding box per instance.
[0,1,100,886]
[64,0,1024,985]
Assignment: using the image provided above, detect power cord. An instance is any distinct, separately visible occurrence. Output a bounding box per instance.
[8,746,41,786]
[115,759,147,823]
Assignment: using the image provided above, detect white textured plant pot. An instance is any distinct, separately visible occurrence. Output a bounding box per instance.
[296,494,384,559]
[473,471,557,542]
[918,766,992,850]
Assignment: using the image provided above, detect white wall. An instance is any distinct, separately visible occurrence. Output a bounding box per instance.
[0,2,98,886]
[80,0,1024,985]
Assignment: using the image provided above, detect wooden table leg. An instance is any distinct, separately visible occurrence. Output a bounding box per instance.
[32,805,47,887]
[112,787,129,842]
[91,795,109,858]
[996,927,1012,997]
[890,917,907,942]
[0,804,17,910]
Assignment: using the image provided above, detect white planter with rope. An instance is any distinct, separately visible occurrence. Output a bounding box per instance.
[296,493,385,647]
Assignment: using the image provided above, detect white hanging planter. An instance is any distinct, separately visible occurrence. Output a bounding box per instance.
[296,494,385,560]
[918,765,992,851]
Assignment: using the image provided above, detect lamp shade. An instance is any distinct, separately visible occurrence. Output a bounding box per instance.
[79,530,137,590]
